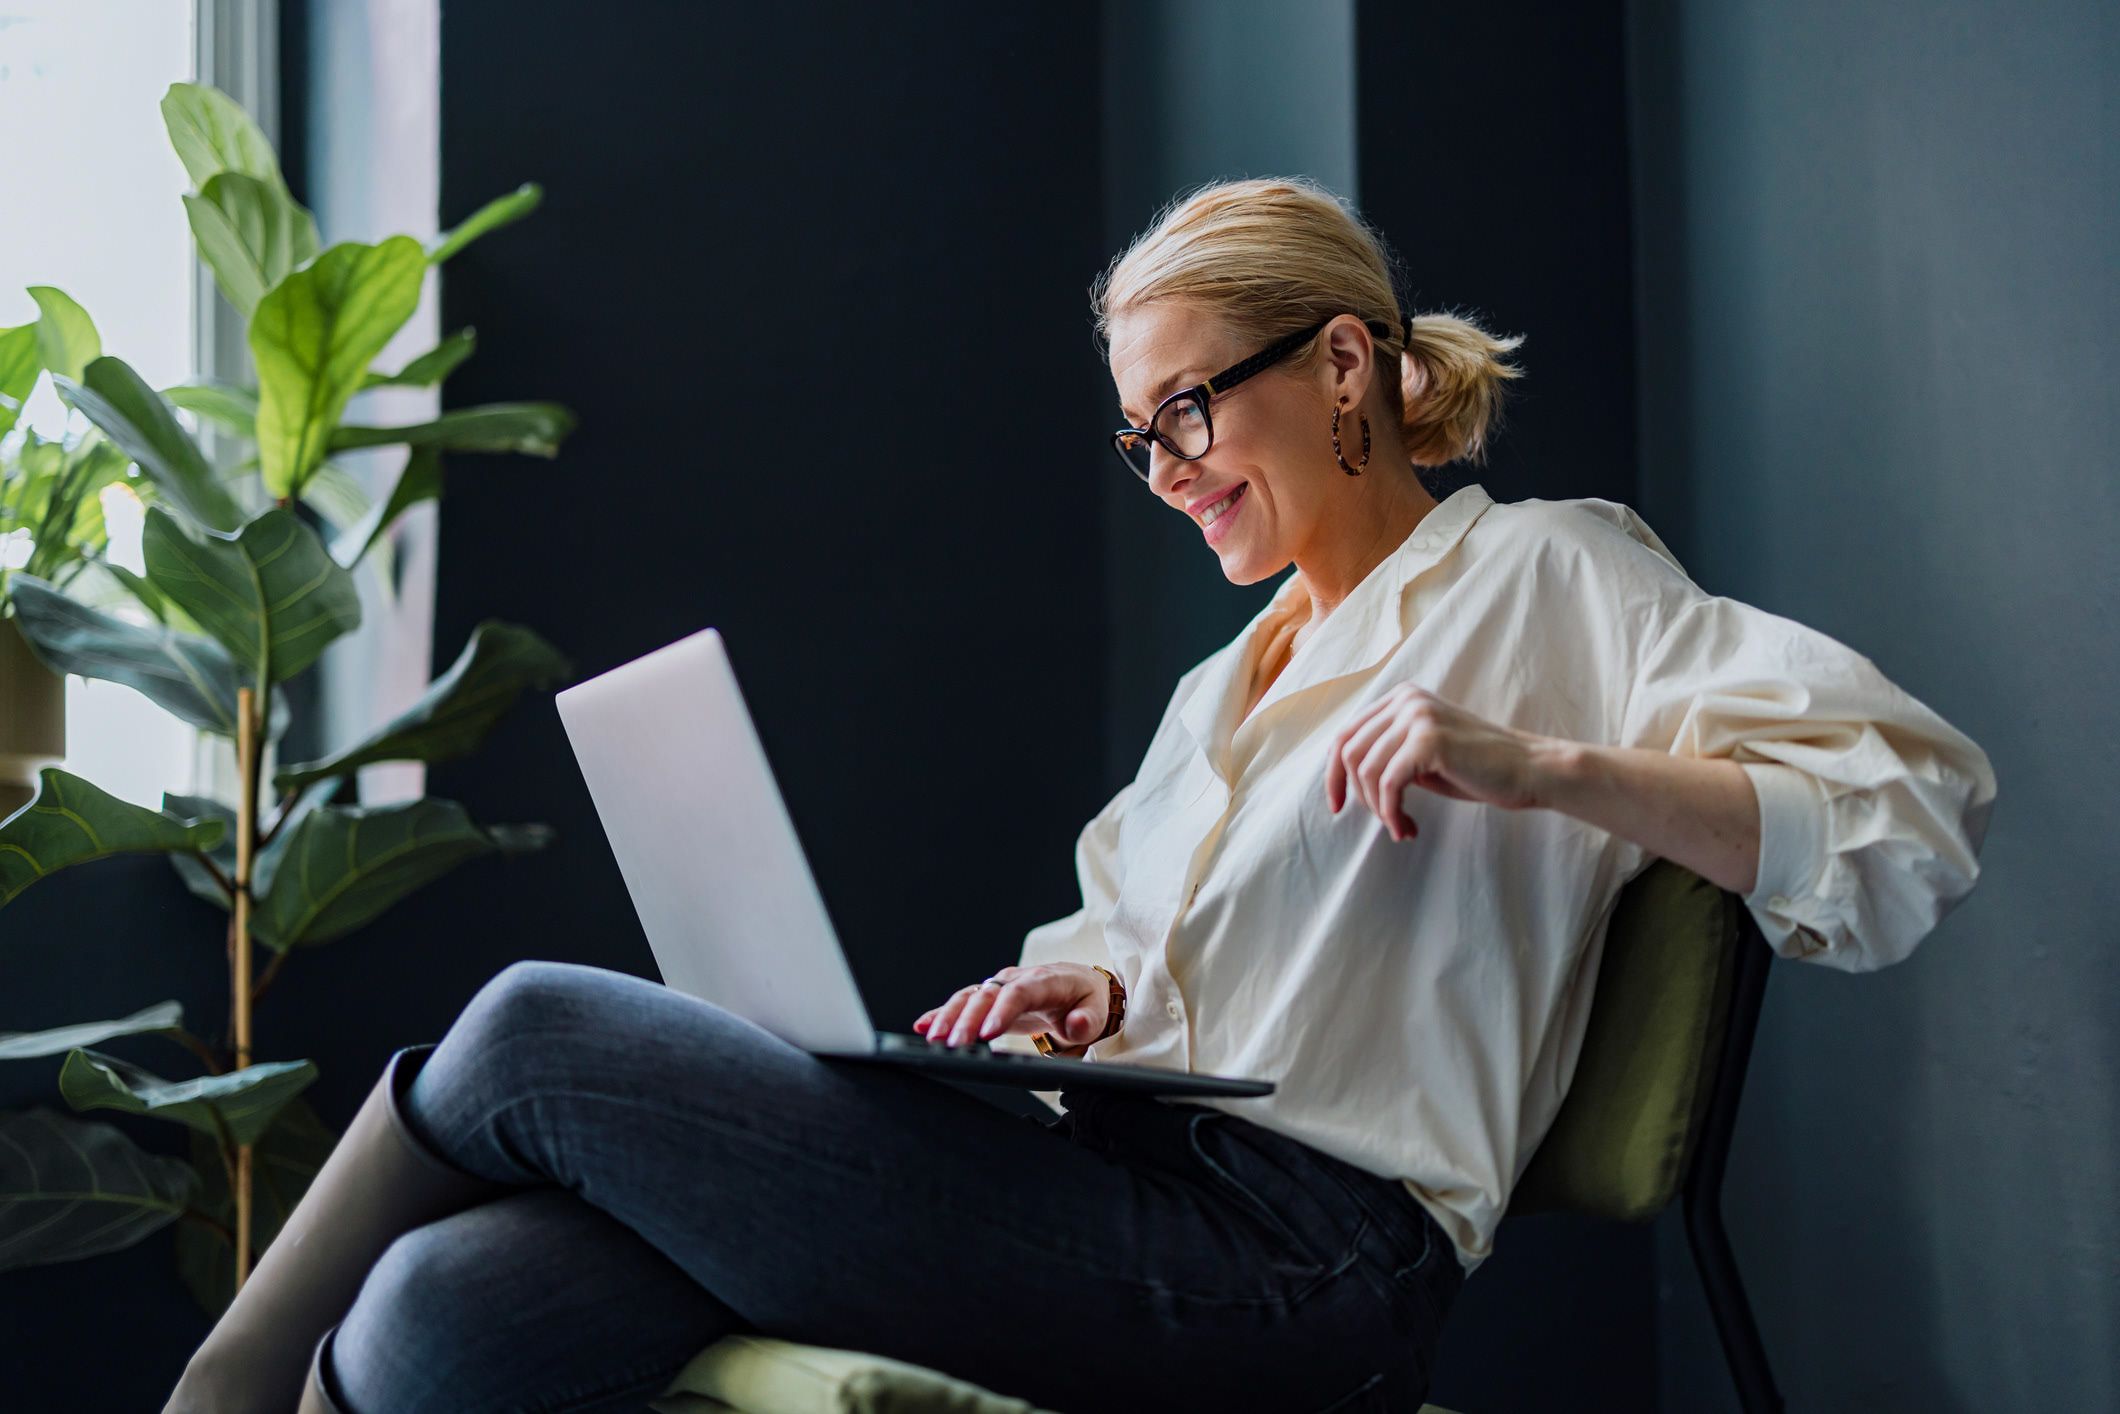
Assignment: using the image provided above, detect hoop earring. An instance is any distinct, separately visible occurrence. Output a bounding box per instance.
[1331,402,1371,476]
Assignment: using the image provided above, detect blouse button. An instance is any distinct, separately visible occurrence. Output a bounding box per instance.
[1768,894,1790,910]
[1165,1001,1180,1018]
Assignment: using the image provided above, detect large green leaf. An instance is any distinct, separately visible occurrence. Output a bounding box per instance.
[360,327,476,389]
[161,81,294,201]
[0,766,227,907]
[184,171,323,320]
[59,1048,317,1149]
[0,1001,185,1061]
[0,321,39,439]
[51,356,245,533]
[175,1095,335,1316]
[331,445,440,573]
[328,401,575,458]
[4,575,291,742]
[253,797,554,949]
[0,1107,200,1273]
[141,504,361,685]
[428,182,541,264]
[27,286,100,383]
[161,379,259,438]
[275,621,573,791]
[250,236,428,498]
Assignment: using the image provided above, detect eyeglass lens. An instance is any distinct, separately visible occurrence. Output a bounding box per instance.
[1117,395,1211,480]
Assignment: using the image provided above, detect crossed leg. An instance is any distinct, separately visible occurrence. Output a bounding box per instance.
[331,959,1410,1413]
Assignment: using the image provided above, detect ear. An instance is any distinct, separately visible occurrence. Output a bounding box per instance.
[1320,314,1377,406]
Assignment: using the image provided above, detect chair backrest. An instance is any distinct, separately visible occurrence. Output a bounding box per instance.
[1508,857,1751,1221]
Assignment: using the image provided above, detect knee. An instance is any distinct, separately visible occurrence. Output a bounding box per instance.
[334,1218,495,1408]
[427,960,614,1093]
[456,959,606,1046]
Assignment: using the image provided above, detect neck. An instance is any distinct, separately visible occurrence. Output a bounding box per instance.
[1289,467,1441,626]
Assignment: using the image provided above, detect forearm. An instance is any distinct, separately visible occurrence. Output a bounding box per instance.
[1528,739,1761,896]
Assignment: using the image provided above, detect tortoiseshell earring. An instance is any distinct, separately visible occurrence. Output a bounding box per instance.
[1332,400,1371,475]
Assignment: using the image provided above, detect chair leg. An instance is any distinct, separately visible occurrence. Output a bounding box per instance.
[1681,916,1786,1414]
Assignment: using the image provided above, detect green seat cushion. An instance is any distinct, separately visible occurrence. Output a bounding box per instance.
[1508,857,1741,1221]
[649,1334,1058,1414]
[649,1333,1462,1414]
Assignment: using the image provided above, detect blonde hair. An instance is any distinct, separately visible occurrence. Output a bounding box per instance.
[1089,176,1526,467]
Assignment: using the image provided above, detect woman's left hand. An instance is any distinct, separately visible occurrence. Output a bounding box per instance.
[1324,683,1555,840]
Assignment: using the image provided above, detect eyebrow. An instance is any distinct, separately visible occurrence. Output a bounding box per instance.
[1119,367,1206,423]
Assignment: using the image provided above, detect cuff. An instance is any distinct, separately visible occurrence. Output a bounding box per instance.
[1740,759,1829,918]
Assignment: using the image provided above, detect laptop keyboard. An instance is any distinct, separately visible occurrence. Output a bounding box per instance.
[875,1031,1042,1060]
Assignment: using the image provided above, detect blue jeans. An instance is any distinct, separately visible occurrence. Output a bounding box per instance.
[334,960,1463,1412]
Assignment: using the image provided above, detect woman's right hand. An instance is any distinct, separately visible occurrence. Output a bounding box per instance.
[912,962,1109,1050]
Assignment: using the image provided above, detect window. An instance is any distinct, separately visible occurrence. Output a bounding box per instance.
[0,1,204,810]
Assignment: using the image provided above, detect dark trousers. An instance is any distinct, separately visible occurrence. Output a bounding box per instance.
[331,960,1463,1412]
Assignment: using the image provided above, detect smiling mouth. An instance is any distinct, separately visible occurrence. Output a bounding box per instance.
[1199,483,1247,525]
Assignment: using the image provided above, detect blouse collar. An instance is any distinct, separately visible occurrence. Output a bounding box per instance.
[1178,481,1496,780]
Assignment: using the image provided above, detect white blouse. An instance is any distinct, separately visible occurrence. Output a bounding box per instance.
[991,481,1996,1278]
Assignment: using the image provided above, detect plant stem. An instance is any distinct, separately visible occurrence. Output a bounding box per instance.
[177,1207,236,1249]
[195,850,234,902]
[256,786,299,851]
[228,682,266,1289]
[250,948,289,1008]
[166,1027,227,1076]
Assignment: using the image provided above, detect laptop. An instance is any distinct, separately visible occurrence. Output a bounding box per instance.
[553,626,1274,1099]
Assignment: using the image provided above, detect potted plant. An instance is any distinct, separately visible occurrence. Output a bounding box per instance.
[0,287,138,817]
[0,80,578,1317]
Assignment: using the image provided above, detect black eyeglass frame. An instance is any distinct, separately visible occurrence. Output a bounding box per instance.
[1109,314,1401,482]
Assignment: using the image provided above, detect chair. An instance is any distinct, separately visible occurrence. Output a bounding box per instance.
[649,858,1782,1414]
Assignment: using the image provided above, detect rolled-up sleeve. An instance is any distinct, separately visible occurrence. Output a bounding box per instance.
[1618,592,1998,973]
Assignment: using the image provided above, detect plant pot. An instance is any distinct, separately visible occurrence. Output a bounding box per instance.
[0,612,67,820]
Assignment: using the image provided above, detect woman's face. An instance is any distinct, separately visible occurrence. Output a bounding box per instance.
[1109,302,1371,586]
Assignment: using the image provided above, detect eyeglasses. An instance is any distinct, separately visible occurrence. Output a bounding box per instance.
[1109,314,1399,483]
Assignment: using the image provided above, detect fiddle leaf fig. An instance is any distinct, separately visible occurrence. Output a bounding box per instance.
[141,504,361,685]
[59,1048,317,1149]
[184,170,323,320]
[0,1108,200,1273]
[0,766,226,907]
[275,621,573,790]
[249,235,428,498]
[4,575,290,741]
[52,355,245,533]
[254,797,554,950]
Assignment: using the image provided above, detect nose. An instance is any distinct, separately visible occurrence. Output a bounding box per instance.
[1148,444,1196,501]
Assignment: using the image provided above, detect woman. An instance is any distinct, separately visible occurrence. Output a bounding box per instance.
[166,176,1996,1414]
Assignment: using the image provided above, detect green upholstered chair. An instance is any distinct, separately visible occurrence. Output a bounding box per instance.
[648,858,1780,1414]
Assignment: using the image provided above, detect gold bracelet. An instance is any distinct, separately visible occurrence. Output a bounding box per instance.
[1032,965,1125,1055]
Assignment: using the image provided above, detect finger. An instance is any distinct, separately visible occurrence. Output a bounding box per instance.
[1353,719,1407,821]
[924,983,982,1041]
[1378,741,1428,842]
[977,980,1028,1039]
[1325,700,1387,811]
[1334,712,1396,817]
[948,986,1001,1045]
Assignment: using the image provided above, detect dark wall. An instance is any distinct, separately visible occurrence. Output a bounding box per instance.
[1097,0,1360,776]
[1629,0,2117,1408]
[1354,5,1656,1409]
[424,0,1111,1103]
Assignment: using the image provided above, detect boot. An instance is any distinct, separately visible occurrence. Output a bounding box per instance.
[165,1042,514,1413]
[296,1326,347,1413]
